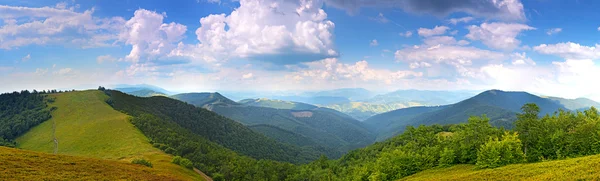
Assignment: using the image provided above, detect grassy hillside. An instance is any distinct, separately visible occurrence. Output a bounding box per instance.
[401,154,600,181]
[171,92,239,108]
[239,98,318,110]
[15,90,202,181]
[0,146,185,180]
[127,88,166,97]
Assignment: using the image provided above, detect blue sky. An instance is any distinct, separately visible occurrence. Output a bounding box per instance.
[2,0,600,100]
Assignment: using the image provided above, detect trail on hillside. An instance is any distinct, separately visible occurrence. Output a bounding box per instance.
[193,168,213,181]
[52,118,58,154]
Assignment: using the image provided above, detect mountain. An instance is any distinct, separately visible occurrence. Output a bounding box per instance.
[239,98,318,110]
[172,93,376,155]
[545,97,600,111]
[113,84,177,95]
[125,88,166,97]
[171,93,239,109]
[310,88,375,101]
[321,89,478,121]
[111,90,321,164]
[365,90,567,140]
[368,89,478,105]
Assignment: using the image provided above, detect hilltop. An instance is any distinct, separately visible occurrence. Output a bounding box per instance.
[15,90,202,180]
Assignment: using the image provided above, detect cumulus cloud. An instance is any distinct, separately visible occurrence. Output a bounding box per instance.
[534,42,600,60]
[118,9,187,62]
[370,39,379,46]
[0,4,125,49]
[422,36,464,46]
[399,31,413,37]
[418,26,449,37]
[447,16,474,25]
[323,0,525,21]
[180,0,337,65]
[546,28,562,35]
[511,52,535,65]
[55,68,73,75]
[242,73,254,79]
[466,22,534,50]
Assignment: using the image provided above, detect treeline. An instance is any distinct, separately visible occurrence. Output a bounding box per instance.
[0,90,53,147]
[294,104,600,180]
[106,90,322,164]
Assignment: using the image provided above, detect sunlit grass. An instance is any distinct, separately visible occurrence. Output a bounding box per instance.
[401,154,600,181]
[15,90,202,180]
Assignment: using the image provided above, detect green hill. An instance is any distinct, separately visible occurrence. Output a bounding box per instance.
[171,92,239,108]
[173,93,375,155]
[15,90,202,180]
[546,96,600,110]
[401,154,600,181]
[111,90,321,163]
[127,88,167,97]
[0,146,188,180]
[365,90,567,140]
[248,124,319,147]
[239,98,318,110]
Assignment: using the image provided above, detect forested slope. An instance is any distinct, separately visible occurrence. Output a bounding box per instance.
[0,91,52,147]
[110,90,321,163]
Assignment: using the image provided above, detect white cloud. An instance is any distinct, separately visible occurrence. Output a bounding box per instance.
[324,0,525,21]
[466,22,534,50]
[21,54,31,62]
[35,68,48,75]
[448,16,474,25]
[372,13,389,23]
[370,39,379,46]
[0,4,125,49]
[96,55,117,64]
[118,9,186,62]
[418,26,449,37]
[546,28,562,35]
[534,42,600,60]
[597,26,600,31]
[510,52,535,65]
[399,31,413,37]
[55,68,72,75]
[242,73,254,79]
[423,36,462,46]
[178,0,337,65]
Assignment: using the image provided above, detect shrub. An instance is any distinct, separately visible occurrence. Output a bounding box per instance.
[212,173,225,181]
[476,132,525,168]
[172,156,194,169]
[438,148,456,167]
[131,158,153,168]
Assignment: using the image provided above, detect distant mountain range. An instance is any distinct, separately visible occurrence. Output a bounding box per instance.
[112,84,177,96]
[172,93,375,156]
[364,90,600,141]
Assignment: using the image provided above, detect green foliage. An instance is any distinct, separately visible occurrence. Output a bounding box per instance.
[132,158,153,168]
[438,148,456,167]
[476,132,525,168]
[172,156,193,169]
[0,90,52,147]
[110,90,319,164]
[212,173,225,181]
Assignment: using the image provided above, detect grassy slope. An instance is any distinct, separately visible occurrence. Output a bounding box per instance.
[15,90,202,181]
[0,146,182,180]
[401,154,600,181]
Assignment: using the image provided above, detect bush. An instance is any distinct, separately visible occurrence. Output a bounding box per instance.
[212,173,225,181]
[131,158,153,168]
[476,132,525,168]
[172,156,194,169]
[438,148,456,167]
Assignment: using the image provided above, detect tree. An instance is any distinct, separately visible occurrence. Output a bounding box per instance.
[476,132,525,168]
[515,103,540,158]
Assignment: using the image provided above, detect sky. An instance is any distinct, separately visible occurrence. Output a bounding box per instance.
[2,0,600,100]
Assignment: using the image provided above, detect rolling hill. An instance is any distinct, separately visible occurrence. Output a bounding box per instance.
[365,90,568,140]
[125,88,167,97]
[401,153,600,181]
[111,90,322,163]
[14,90,202,180]
[0,146,189,180]
[546,96,600,110]
[172,93,376,155]
[239,98,318,110]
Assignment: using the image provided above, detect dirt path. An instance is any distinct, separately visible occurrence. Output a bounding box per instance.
[193,168,213,181]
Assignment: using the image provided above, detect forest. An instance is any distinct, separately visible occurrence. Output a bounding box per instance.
[107,88,600,180]
[0,90,53,147]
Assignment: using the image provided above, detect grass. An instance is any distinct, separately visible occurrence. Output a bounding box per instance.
[15,90,203,181]
[0,146,181,180]
[401,154,600,181]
